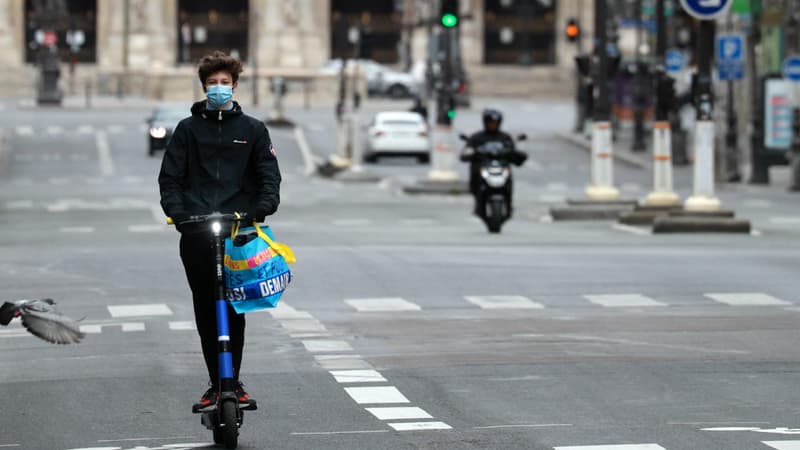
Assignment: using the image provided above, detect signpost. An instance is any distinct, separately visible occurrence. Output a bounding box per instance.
[665,49,685,73]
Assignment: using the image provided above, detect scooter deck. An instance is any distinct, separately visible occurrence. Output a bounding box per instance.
[192,399,258,414]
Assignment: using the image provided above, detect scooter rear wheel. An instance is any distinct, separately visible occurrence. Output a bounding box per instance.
[220,400,239,449]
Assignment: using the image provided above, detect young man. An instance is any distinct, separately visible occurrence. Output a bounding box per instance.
[158,51,281,408]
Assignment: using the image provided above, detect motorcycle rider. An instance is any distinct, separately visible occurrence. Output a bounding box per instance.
[461,109,527,217]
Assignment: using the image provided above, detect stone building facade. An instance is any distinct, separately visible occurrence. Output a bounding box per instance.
[0,0,592,99]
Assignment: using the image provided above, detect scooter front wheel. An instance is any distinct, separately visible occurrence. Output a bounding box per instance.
[220,400,239,449]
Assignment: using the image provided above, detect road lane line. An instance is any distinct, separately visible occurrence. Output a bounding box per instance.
[294,126,318,176]
[366,407,432,420]
[291,430,389,436]
[555,445,666,450]
[465,295,544,310]
[107,304,173,317]
[705,293,792,306]
[330,370,387,383]
[473,423,573,429]
[15,125,32,136]
[344,386,410,404]
[612,223,651,235]
[129,224,168,233]
[388,422,452,431]
[583,294,666,307]
[45,126,63,135]
[60,226,95,233]
[95,436,200,443]
[95,130,115,176]
[345,297,421,312]
[5,200,33,209]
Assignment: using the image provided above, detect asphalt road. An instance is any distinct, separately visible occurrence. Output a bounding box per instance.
[1,97,800,450]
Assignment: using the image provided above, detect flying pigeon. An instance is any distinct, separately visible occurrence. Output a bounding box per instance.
[0,299,85,344]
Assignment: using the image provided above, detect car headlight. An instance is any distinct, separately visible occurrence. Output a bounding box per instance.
[149,127,167,139]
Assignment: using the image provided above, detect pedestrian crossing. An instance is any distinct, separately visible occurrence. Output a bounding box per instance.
[553,443,800,450]
[10,123,146,137]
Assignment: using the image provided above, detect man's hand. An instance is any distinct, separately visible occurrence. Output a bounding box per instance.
[248,207,267,223]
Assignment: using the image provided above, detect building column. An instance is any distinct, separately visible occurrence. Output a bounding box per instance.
[254,0,328,68]
[0,0,25,67]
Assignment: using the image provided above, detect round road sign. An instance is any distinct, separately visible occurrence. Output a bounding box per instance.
[679,0,732,20]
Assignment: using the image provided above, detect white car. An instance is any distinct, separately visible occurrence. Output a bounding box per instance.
[319,59,420,98]
[364,112,430,163]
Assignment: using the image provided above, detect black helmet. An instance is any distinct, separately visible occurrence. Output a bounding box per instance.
[482,108,502,131]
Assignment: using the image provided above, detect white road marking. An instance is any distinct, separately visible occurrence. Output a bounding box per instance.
[267,302,313,319]
[13,154,33,161]
[77,125,94,134]
[345,297,421,312]
[291,430,389,436]
[302,340,353,352]
[5,200,33,209]
[0,328,32,338]
[705,293,791,306]
[107,304,173,318]
[0,444,20,448]
[330,370,387,383]
[290,332,331,338]
[764,441,800,449]
[122,175,143,184]
[294,126,318,176]
[612,223,652,235]
[280,319,326,332]
[769,217,800,225]
[60,226,95,233]
[547,182,568,191]
[95,130,115,176]
[79,322,146,334]
[128,224,168,233]
[95,436,202,444]
[49,176,68,184]
[15,126,33,136]
[554,445,666,450]
[314,355,373,370]
[401,218,437,226]
[70,154,90,161]
[743,199,772,208]
[473,423,573,429]
[388,422,452,431]
[107,125,125,134]
[46,126,63,135]
[465,295,544,310]
[169,321,196,331]
[366,407,432,420]
[583,294,666,307]
[538,194,566,203]
[344,386,410,404]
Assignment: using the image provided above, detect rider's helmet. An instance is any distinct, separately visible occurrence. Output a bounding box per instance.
[482,109,502,133]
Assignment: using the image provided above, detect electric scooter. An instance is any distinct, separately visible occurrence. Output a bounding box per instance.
[169,211,257,449]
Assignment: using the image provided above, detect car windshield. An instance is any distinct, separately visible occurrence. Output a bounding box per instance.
[381,120,420,127]
[153,108,186,122]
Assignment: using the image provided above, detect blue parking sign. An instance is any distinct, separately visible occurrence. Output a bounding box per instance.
[717,34,744,81]
[680,0,732,19]
[782,56,800,82]
[665,49,685,73]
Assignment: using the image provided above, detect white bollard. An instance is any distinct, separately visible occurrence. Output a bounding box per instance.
[645,121,681,206]
[684,120,722,211]
[428,125,459,181]
[585,121,620,200]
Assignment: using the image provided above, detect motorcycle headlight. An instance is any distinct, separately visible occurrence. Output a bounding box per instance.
[149,127,167,139]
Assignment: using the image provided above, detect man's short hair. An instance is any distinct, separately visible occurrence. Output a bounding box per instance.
[197,51,243,86]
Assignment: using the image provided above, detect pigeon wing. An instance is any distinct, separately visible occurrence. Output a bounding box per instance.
[19,302,85,344]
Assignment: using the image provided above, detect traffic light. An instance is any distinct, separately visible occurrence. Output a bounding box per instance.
[565,18,580,43]
[440,0,459,28]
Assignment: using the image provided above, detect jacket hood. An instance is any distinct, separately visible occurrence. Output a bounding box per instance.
[190,100,244,120]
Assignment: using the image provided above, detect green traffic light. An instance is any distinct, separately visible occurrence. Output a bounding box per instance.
[447,109,457,119]
[441,13,458,28]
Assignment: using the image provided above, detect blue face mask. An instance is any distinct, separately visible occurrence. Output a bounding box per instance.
[206,84,233,108]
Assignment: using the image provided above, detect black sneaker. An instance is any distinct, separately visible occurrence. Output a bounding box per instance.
[234,381,251,403]
[198,385,218,408]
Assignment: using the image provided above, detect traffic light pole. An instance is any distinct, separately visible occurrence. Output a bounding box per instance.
[585,0,621,200]
[428,26,459,181]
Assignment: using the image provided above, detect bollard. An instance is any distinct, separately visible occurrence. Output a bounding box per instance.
[585,121,620,200]
[645,121,680,206]
[685,120,722,211]
[428,125,459,182]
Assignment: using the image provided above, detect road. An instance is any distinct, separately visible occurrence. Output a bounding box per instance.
[1,97,800,450]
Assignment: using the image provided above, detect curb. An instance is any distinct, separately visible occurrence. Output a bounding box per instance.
[550,204,635,221]
[554,131,649,170]
[0,129,7,177]
[402,180,470,195]
[653,216,751,233]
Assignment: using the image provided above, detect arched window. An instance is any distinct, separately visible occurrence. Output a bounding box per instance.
[484,0,556,65]
[177,0,249,64]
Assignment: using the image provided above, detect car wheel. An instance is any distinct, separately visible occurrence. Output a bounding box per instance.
[388,84,409,98]
[148,145,156,157]
[364,153,379,163]
[417,154,430,164]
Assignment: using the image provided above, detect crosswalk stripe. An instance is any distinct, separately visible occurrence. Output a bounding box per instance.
[16,126,33,135]
[45,126,63,135]
[80,322,146,333]
[330,370,387,383]
[763,441,800,450]
[584,294,667,307]
[128,224,167,233]
[705,293,792,306]
[554,445,666,450]
[344,386,410,404]
[59,226,95,233]
[77,125,94,134]
[169,321,196,331]
[388,421,452,431]
[366,407,433,420]
[267,302,313,319]
[107,304,173,318]
[302,340,353,353]
[465,295,544,310]
[345,298,421,312]
[314,355,373,370]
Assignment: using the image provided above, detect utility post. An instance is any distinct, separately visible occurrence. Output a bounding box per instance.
[631,0,647,152]
[748,0,767,183]
[722,14,743,182]
[428,0,460,182]
[787,0,800,190]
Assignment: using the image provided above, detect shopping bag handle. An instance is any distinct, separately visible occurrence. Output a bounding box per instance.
[231,221,297,264]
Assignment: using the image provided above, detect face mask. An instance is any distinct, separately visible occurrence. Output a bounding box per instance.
[206,85,233,108]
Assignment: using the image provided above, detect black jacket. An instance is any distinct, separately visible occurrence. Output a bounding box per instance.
[461,130,526,191]
[158,101,281,232]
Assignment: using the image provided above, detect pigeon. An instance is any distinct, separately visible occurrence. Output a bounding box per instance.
[0,299,85,344]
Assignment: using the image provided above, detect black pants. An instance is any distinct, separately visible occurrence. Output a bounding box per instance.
[180,232,246,388]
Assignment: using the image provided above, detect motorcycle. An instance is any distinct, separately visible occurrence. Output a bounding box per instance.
[459,133,527,233]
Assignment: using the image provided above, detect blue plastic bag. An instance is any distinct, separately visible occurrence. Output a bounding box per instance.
[224,223,296,314]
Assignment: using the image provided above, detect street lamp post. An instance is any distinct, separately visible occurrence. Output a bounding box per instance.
[631,0,647,152]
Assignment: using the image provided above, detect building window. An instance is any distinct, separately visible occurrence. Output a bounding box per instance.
[177,0,249,64]
[484,0,556,65]
[331,1,403,63]
[24,0,97,63]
